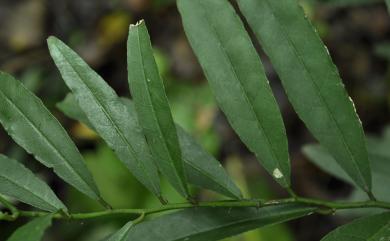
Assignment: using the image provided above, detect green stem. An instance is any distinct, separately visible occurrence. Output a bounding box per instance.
[0,195,19,219]
[1,197,389,222]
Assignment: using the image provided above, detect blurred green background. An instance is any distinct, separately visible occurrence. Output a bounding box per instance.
[0,0,389,240]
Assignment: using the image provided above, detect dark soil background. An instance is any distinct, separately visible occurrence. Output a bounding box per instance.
[0,0,389,240]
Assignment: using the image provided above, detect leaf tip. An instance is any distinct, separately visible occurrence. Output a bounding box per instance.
[129,19,145,30]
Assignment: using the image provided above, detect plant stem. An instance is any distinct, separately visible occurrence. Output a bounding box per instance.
[0,195,19,220]
[1,197,389,222]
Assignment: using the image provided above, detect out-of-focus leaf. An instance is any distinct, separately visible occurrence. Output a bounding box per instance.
[308,0,382,6]
[303,134,390,201]
[127,21,189,197]
[106,221,133,241]
[321,212,390,241]
[178,0,291,188]
[376,43,390,60]
[6,215,53,241]
[0,72,101,202]
[47,37,161,198]
[238,0,372,193]
[57,95,242,199]
[0,154,66,212]
[126,204,316,241]
[386,0,390,12]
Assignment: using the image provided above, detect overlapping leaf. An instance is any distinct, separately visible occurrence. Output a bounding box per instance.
[6,215,53,241]
[48,37,161,197]
[0,155,66,212]
[237,0,372,192]
[321,212,390,241]
[125,204,316,240]
[0,72,101,201]
[304,135,390,201]
[57,94,242,199]
[127,21,189,197]
[177,0,291,187]
[106,221,133,241]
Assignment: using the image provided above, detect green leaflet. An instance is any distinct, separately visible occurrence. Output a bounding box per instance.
[106,221,133,241]
[57,94,242,199]
[386,0,390,13]
[126,204,316,241]
[177,0,291,187]
[321,212,390,241]
[0,72,101,202]
[127,21,189,197]
[6,215,53,241]
[47,37,161,197]
[237,0,372,192]
[0,155,66,212]
[303,136,390,201]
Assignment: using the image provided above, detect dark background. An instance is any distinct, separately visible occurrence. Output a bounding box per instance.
[0,0,389,240]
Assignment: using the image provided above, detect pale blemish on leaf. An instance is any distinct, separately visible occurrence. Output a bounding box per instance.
[273,168,284,179]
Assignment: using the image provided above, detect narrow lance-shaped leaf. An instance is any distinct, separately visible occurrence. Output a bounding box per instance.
[47,37,161,198]
[177,0,291,187]
[126,204,316,241]
[321,212,390,241]
[0,155,67,212]
[6,215,53,241]
[105,221,133,241]
[57,94,242,199]
[127,21,189,197]
[237,0,372,193]
[0,72,102,202]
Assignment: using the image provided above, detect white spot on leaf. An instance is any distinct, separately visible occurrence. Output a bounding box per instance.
[273,168,283,179]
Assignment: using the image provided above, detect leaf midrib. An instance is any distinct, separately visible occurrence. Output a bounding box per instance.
[133,25,186,193]
[261,0,367,189]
